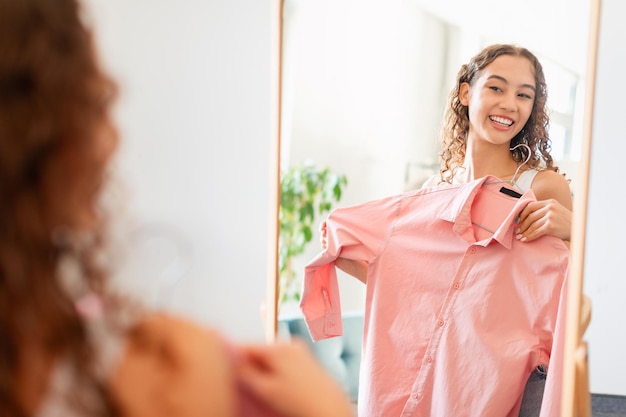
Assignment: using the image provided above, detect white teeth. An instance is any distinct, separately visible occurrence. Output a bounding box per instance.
[490,116,513,126]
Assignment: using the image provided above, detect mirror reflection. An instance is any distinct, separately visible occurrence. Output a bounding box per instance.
[277,0,592,415]
[280,0,589,312]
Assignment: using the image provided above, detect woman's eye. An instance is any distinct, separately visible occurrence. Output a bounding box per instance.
[518,93,533,99]
[489,86,502,92]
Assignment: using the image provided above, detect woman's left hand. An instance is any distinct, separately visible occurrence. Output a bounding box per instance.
[516,199,572,242]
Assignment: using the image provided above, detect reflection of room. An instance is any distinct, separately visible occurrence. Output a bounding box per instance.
[279,0,626,412]
[281,0,589,315]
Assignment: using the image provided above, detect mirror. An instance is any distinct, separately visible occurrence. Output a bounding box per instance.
[278,0,593,314]
[270,0,600,414]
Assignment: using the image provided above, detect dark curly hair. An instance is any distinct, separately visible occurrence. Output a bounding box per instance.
[437,44,559,184]
[0,0,119,415]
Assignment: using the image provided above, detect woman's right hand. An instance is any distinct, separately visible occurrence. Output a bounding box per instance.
[319,220,330,250]
[516,199,572,243]
[319,220,368,283]
[237,340,355,417]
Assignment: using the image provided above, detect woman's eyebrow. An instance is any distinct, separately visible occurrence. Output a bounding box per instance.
[487,74,536,92]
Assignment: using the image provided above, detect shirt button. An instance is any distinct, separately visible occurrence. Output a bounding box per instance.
[413,393,420,400]
[327,321,334,328]
[453,283,460,289]
[469,247,477,254]
[437,320,444,327]
[426,356,433,363]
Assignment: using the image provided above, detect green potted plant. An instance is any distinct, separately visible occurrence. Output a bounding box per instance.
[279,162,348,305]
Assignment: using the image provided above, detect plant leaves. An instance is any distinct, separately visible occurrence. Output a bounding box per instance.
[278,163,348,304]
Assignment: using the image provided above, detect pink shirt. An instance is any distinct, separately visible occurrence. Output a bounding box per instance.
[300,175,569,417]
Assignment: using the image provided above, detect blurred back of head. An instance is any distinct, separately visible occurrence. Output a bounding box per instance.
[0,0,119,414]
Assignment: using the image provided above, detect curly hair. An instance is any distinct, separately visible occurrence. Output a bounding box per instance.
[0,0,118,415]
[437,44,558,184]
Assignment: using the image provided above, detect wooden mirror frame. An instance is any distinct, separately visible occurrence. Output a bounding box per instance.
[561,0,601,415]
[265,0,283,343]
[266,0,603,414]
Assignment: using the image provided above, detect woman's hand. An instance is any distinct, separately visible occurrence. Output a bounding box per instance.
[319,220,368,283]
[516,199,572,243]
[237,340,355,417]
[319,220,330,250]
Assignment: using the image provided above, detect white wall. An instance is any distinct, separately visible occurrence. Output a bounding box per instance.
[83,0,275,342]
[583,0,626,396]
[282,0,445,198]
[281,1,452,313]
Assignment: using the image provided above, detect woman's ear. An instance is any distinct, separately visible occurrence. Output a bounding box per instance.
[459,82,470,106]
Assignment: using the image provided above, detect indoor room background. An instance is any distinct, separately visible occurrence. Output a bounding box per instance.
[84,0,624,399]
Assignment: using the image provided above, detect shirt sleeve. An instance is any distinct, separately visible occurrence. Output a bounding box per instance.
[300,194,402,341]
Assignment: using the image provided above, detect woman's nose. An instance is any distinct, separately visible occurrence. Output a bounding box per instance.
[499,93,518,112]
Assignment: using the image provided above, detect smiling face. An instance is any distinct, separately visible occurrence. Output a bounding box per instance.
[459,55,536,149]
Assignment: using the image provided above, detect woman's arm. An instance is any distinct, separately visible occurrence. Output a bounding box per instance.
[320,221,368,283]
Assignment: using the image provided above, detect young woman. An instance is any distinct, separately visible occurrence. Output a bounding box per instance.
[425,43,572,243]
[322,44,573,283]
[308,45,572,417]
[0,1,354,416]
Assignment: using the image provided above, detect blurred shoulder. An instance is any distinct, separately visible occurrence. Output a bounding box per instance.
[109,313,235,417]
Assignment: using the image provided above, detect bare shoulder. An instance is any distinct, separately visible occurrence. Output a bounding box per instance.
[531,169,573,209]
[110,313,235,416]
[124,313,229,362]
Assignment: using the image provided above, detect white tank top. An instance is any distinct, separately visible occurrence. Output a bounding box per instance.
[421,168,540,193]
[512,168,539,193]
[35,297,142,417]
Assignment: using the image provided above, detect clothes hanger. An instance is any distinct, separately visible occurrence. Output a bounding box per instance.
[471,143,532,238]
[484,143,533,199]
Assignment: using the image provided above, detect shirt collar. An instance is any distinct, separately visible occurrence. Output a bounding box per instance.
[437,175,537,248]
